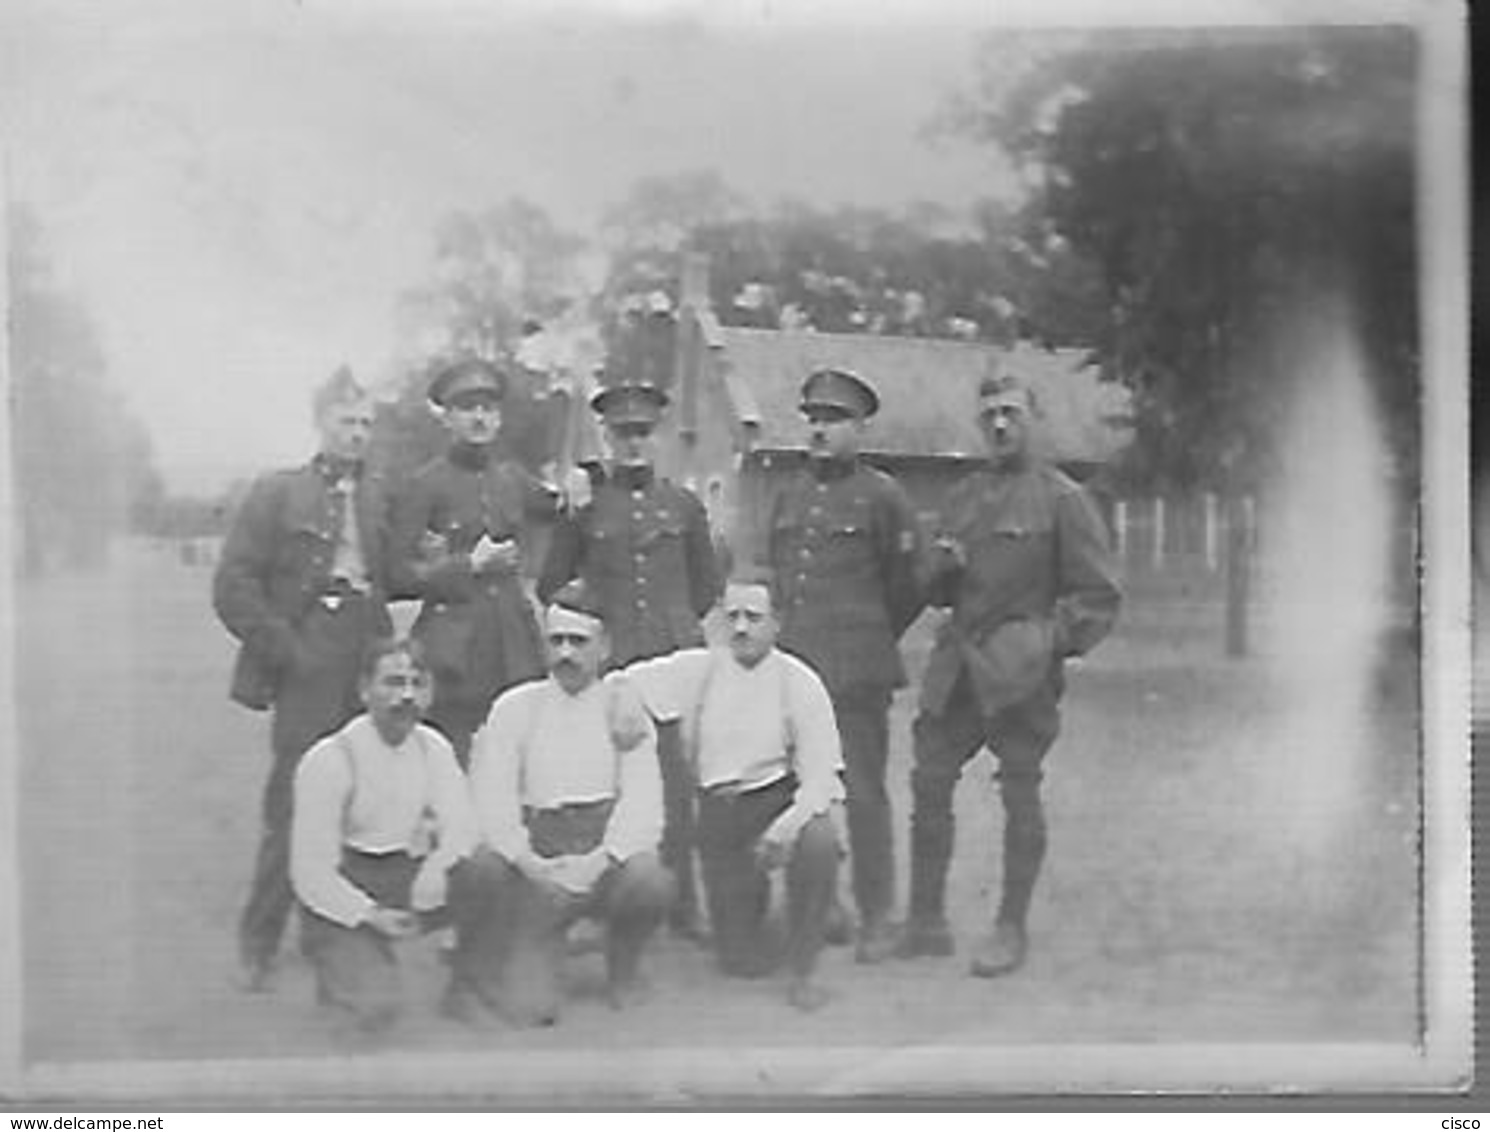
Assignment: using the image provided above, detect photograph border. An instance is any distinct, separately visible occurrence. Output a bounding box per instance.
[0,0,1471,1104]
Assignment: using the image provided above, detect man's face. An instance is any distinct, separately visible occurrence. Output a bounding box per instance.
[606,420,657,469]
[444,392,503,446]
[723,582,778,667]
[360,650,433,745]
[979,390,1033,466]
[317,397,375,461]
[803,405,864,462]
[545,605,608,695]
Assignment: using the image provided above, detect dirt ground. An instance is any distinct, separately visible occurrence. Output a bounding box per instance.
[16,542,1422,1095]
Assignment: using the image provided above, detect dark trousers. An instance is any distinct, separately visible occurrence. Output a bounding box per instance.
[832,685,895,926]
[908,673,1060,929]
[464,806,673,1025]
[655,720,700,925]
[241,598,379,969]
[299,849,506,1028]
[424,699,488,770]
[695,777,840,980]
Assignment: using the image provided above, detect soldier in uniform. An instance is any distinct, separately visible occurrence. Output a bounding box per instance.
[214,366,393,991]
[538,381,722,939]
[898,372,1121,976]
[766,367,924,964]
[388,358,562,767]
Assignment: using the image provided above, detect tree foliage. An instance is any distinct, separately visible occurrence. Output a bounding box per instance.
[387,199,591,476]
[600,170,1108,352]
[946,27,1418,492]
[8,204,163,573]
[397,198,589,362]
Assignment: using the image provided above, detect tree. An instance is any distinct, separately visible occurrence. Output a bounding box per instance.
[8,203,162,574]
[601,182,1107,351]
[947,26,1417,494]
[386,200,591,477]
[397,198,589,363]
[945,27,1418,653]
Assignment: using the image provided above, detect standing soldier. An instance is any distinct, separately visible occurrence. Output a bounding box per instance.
[898,372,1121,976]
[538,380,722,940]
[388,357,563,767]
[766,367,924,964]
[214,366,393,992]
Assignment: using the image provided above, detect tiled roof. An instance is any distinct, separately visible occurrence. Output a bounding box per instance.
[709,326,1132,464]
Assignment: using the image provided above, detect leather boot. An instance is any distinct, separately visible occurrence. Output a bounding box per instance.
[897,811,956,958]
[973,773,1045,976]
[969,919,1028,978]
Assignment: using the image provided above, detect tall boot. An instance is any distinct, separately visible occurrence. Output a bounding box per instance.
[971,781,1046,977]
[898,810,956,957]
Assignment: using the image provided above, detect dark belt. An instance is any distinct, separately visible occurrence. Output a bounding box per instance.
[523,798,615,858]
[699,773,795,801]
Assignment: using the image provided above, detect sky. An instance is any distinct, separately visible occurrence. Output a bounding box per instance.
[1,0,1432,493]
[1,0,1022,493]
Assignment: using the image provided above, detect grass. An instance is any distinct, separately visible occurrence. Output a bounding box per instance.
[16,541,1422,1078]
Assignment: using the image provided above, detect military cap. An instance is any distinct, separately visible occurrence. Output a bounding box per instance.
[312,364,369,416]
[800,367,880,419]
[591,381,670,426]
[726,563,777,591]
[547,578,606,624]
[428,358,507,407]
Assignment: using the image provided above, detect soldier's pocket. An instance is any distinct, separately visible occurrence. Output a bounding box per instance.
[971,520,1054,574]
[639,517,685,549]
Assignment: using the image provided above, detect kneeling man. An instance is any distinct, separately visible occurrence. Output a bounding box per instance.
[626,573,844,1011]
[291,637,501,1038]
[468,581,673,1026]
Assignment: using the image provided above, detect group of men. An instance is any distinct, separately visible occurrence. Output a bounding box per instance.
[213,349,1121,1038]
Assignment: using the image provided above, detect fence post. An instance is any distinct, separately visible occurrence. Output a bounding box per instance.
[1224,492,1252,657]
[1204,491,1219,571]
[1152,496,1166,570]
[1113,499,1128,559]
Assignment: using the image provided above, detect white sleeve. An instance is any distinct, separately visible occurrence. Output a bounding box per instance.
[290,739,376,927]
[766,658,847,845]
[468,688,534,862]
[601,719,663,861]
[622,649,711,720]
[423,729,479,871]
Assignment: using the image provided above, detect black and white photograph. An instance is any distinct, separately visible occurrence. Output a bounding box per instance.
[0,0,1470,1106]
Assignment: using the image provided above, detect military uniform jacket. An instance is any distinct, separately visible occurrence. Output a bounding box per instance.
[388,447,559,705]
[767,460,924,693]
[919,461,1121,718]
[538,469,721,666]
[213,459,392,711]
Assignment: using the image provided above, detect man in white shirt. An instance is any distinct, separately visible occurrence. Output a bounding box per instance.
[291,638,504,1038]
[468,581,672,1026]
[625,575,845,1011]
